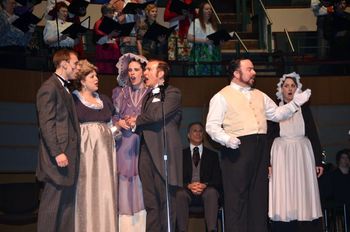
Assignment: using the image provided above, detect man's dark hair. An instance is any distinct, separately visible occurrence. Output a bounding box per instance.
[150,59,170,85]
[335,148,350,165]
[52,49,77,68]
[187,121,204,133]
[227,58,250,81]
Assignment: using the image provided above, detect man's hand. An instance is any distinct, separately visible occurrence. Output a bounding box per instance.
[126,116,137,127]
[187,182,207,195]
[316,166,324,178]
[227,137,241,149]
[268,166,272,178]
[55,153,69,167]
[293,89,311,107]
[117,119,130,130]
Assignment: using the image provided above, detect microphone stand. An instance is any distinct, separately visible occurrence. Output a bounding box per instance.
[207,0,221,24]
[206,0,221,74]
[54,0,60,48]
[191,8,196,76]
[160,85,171,232]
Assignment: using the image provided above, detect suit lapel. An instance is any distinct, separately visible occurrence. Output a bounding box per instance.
[52,76,79,133]
[142,92,153,111]
[184,148,193,182]
[200,148,208,180]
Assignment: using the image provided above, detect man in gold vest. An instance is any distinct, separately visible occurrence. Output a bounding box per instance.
[206,58,311,232]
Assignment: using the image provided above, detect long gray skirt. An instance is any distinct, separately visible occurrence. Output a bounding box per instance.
[75,122,118,232]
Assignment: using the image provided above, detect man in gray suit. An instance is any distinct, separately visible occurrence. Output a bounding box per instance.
[36,49,80,232]
[127,60,183,232]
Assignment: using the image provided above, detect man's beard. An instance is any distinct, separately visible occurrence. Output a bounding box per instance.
[238,71,255,87]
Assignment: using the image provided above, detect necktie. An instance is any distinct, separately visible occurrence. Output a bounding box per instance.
[193,146,200,167]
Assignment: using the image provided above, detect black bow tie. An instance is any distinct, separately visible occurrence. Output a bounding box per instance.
[57,75,70,87]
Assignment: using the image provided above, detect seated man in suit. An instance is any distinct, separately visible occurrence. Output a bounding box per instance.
[176,122,222,232]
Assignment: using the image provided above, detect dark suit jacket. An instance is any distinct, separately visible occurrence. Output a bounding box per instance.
[136,85,183,186]
[182,146,222,193]
[36,74,80,186]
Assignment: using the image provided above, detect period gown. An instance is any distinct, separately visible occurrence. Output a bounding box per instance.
[112,84,150,231]
[268,104,323,222]
[73,91,119,232]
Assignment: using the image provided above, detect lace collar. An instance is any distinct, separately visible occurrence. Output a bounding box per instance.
[72,90,104,110]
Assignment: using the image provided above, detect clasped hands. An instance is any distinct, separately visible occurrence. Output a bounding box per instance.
[117,115,137,130]
[187,182,207,195]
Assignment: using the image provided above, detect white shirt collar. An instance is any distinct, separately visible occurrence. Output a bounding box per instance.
[152,86,160,95]
[230,81,251,92]
[55,73,70,92]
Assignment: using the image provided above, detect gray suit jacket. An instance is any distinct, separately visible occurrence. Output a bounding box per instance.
[136,85,183,187]
[36,74,80,186]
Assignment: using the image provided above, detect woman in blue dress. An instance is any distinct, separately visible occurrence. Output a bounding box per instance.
[112,53,150,231]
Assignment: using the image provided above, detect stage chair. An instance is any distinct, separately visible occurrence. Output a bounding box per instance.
[0,182,40,225]
[189,205,225,232]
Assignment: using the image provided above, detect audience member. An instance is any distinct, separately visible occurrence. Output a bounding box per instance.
[176,122,222,232]
[43,2,80,49]
[0,0,34,49]
[137,4,168,60]
[164,0,194,61]
[268,72,323,232]
[72,60,119,232]
[111,0,143,55]
[187,2,221,76]
[93,3,121,74]
[330,149,350,226]
[112,53,149,231]
[206,58,311,232]
[45,0,69,18]
[311,0,329,59]
[0,0,35,68]
[324,0,350,60]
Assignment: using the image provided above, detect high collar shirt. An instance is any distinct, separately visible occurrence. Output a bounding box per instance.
[206,82,299,147]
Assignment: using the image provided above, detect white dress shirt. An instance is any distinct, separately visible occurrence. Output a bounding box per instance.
[188,18,216,39]
[55,74,70,93]
[190,143,203,159]
[206,82,299,147]
[311,0,328,16]
[43,19,75,48]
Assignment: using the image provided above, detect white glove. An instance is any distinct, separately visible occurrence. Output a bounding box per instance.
[227,137,241,149]
[293,89,311,107]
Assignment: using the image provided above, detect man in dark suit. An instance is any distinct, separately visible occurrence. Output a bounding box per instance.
[176,122,222,232]
[36,49,80,232]
[127,60,183,232]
